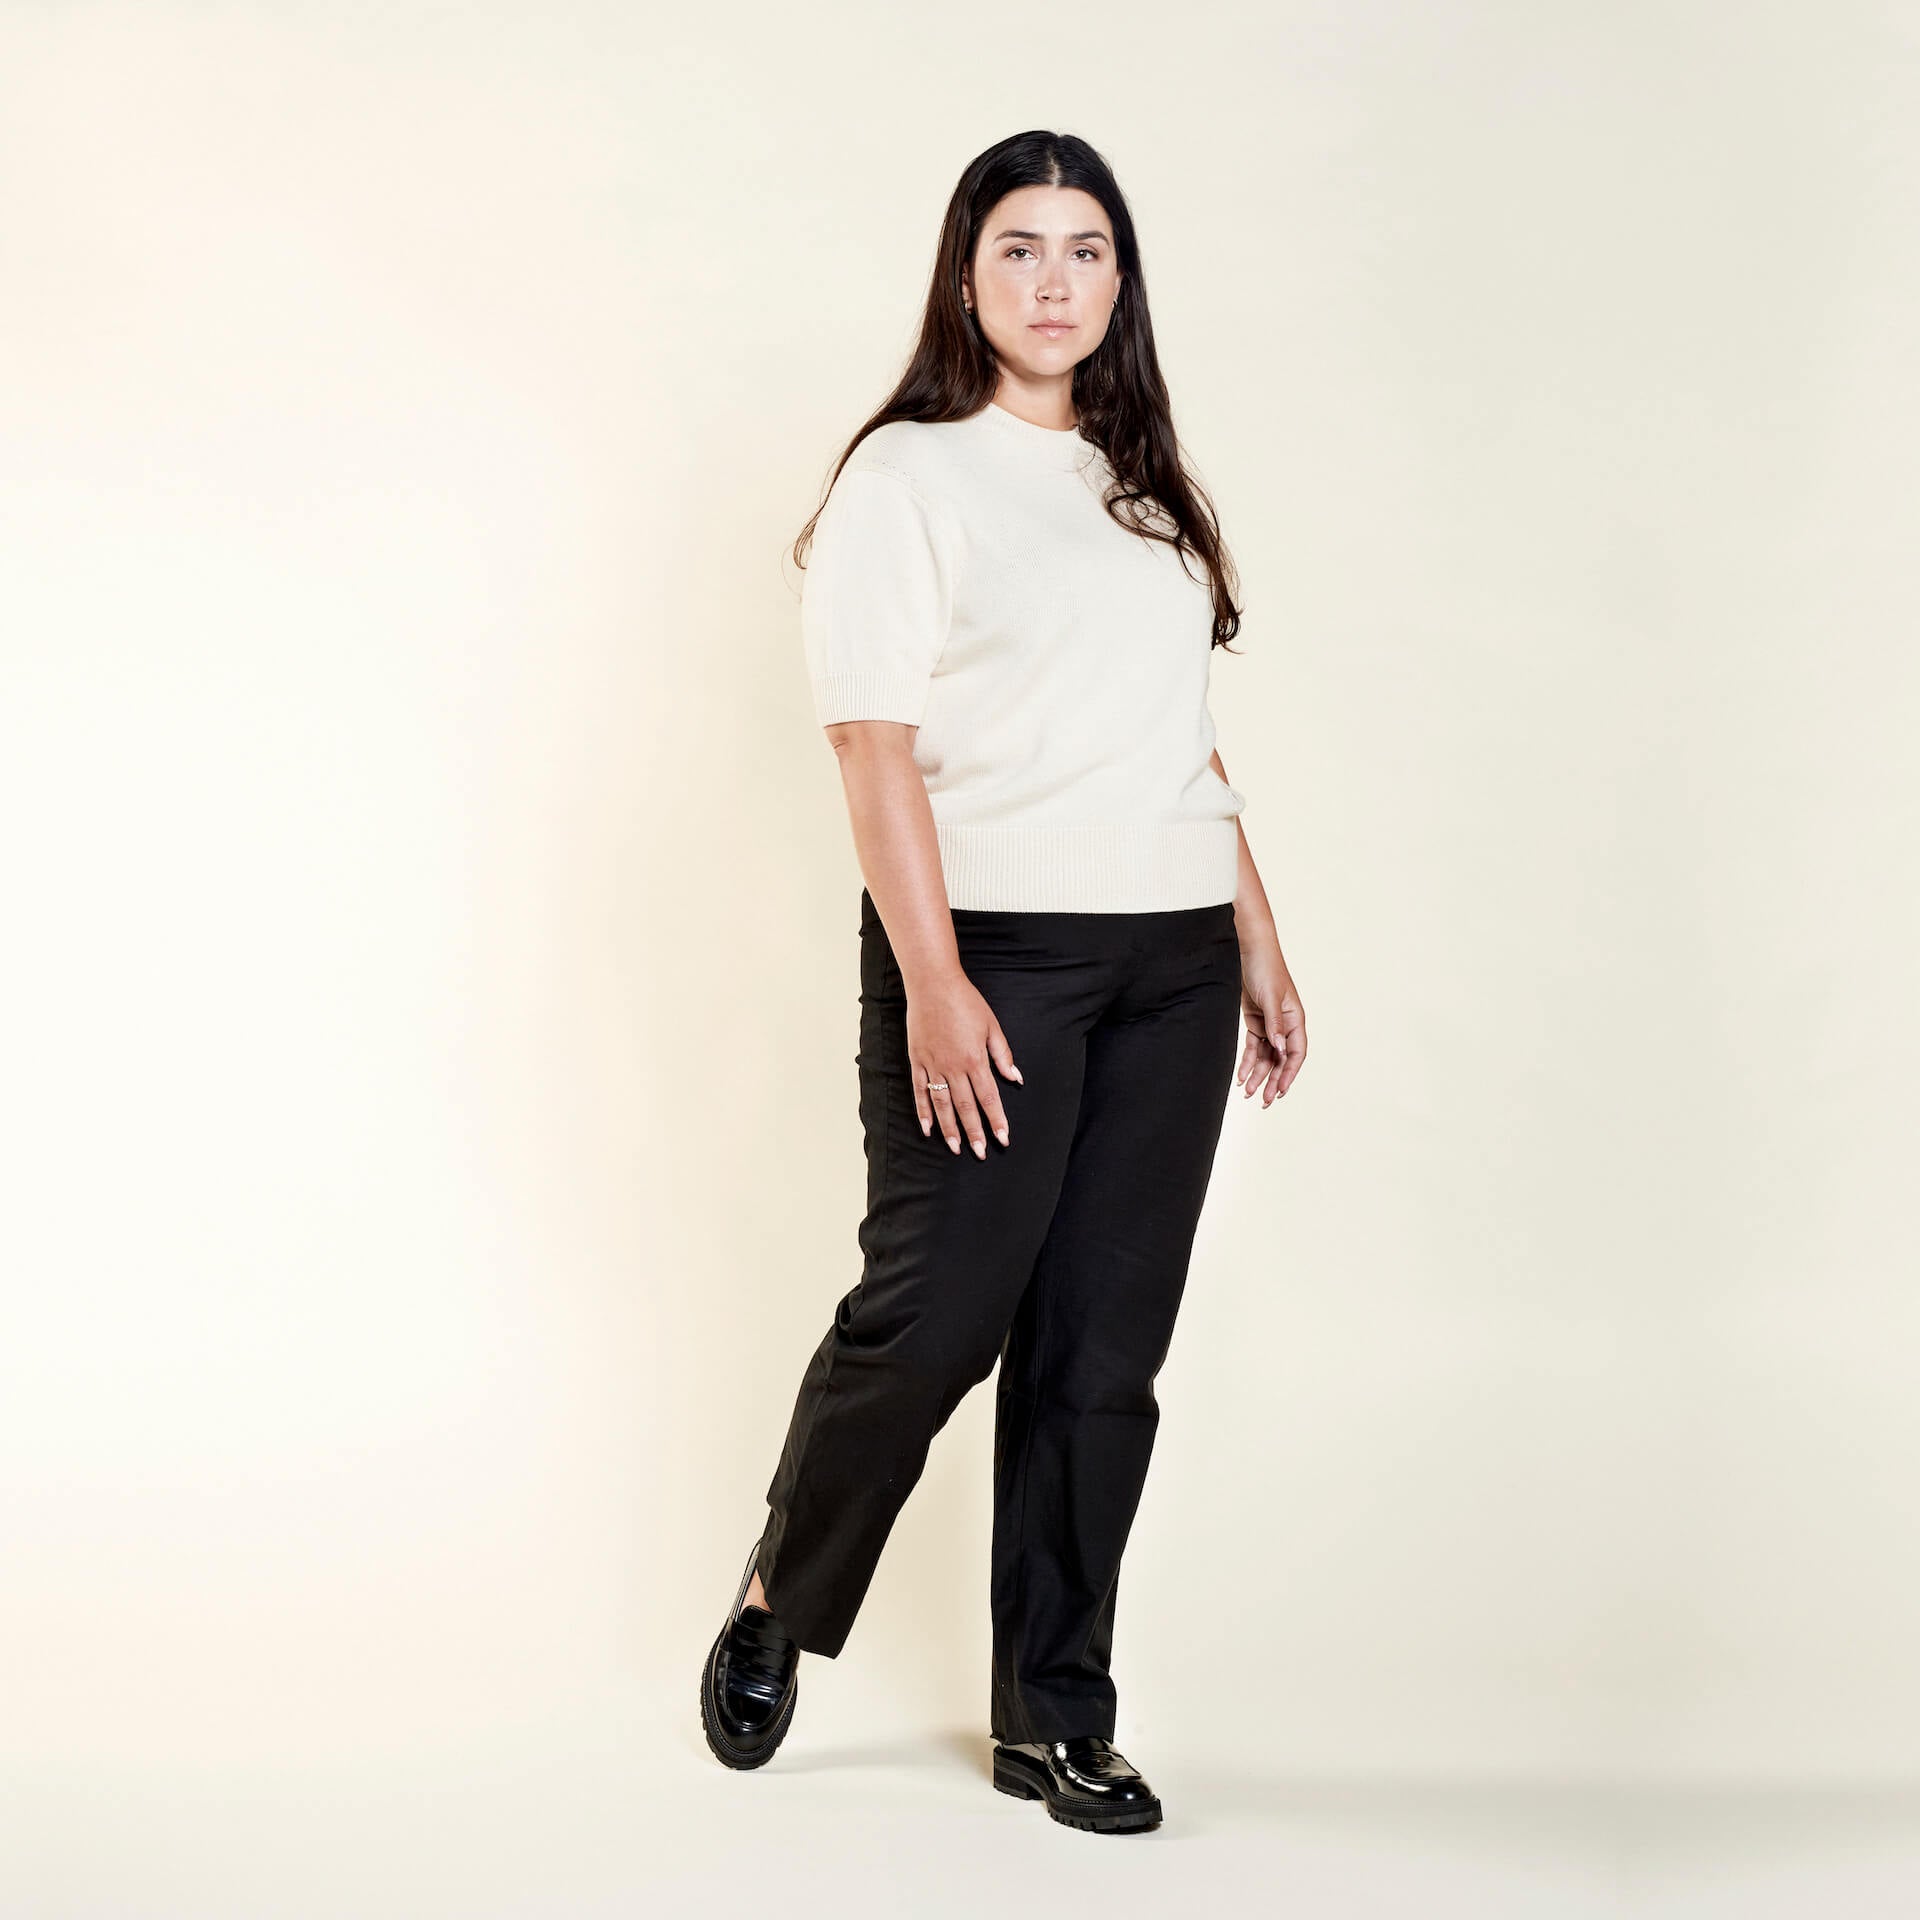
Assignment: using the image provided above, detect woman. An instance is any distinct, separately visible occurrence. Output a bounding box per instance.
[700,130,1306,1833]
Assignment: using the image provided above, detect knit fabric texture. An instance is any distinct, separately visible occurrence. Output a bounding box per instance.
[800,400,1246,912]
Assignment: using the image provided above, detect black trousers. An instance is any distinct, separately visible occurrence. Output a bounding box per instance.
[757,885,1242,1745]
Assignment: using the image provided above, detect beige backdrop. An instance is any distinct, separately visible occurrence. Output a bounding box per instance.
[5,2,1917,1914]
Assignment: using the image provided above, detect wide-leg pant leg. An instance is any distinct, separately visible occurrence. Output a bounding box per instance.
[757,893,1115,1659]
[989,905,1243,1744]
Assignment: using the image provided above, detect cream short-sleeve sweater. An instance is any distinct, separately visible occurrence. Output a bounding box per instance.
[800,399,1247,913]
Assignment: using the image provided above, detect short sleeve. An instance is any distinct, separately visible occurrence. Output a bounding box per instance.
[801,463,953,727]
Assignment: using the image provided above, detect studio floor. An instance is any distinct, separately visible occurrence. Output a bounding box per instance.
[11,1679,1920,1920]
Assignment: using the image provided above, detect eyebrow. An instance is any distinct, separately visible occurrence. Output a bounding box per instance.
[989,228,1112,245]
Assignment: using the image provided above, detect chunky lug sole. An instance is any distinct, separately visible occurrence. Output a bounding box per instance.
[699,1538,798,1771]
[700,1617,798,1769]
[991,1743,1163,1833]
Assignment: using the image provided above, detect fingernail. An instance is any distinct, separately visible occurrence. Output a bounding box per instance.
[995,1126,1008,1146]
[1010,1067,1024,1083]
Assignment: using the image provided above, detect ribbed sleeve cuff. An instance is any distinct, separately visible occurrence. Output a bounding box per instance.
[810,671,930,727]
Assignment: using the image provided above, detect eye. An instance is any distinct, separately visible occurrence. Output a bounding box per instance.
[1005,244,1104,263]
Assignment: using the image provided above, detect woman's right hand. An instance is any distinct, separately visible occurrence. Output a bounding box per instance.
[905,971,1023,1158]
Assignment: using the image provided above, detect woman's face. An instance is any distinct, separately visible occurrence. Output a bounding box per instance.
[963,184,1122,388]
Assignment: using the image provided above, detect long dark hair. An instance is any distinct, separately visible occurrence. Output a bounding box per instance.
[792,130,1245,653]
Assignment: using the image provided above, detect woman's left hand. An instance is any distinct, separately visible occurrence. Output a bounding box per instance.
[1235,933,1305,1105]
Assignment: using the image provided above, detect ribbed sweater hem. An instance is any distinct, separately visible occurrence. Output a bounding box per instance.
[933,820,1240,912]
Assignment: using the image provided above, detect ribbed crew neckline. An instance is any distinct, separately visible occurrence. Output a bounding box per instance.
[975,400,1096,471]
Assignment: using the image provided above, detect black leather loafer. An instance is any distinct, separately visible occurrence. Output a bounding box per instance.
[992,1734,1163,1832]
[700,1536,799,1769]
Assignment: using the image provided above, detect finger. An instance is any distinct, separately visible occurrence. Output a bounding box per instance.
[926,1071,961,1153]
[1242,1028,1270,1097]
[1277,1024,1307,1096]
[1236,1025,1261,1087]
[913,1063,934,1137]
[948,1065,989,1160]
[1240,1022,1270,1103]
[1244,1029,1274,1105]
[971,1060,1009,1149]
[985,1023,1024,1088]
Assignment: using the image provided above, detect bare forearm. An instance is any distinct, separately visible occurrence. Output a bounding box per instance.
[827,722,961,991]
[1211,748,1277,947]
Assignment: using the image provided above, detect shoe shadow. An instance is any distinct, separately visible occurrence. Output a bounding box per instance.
[766,1728,990,1781]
